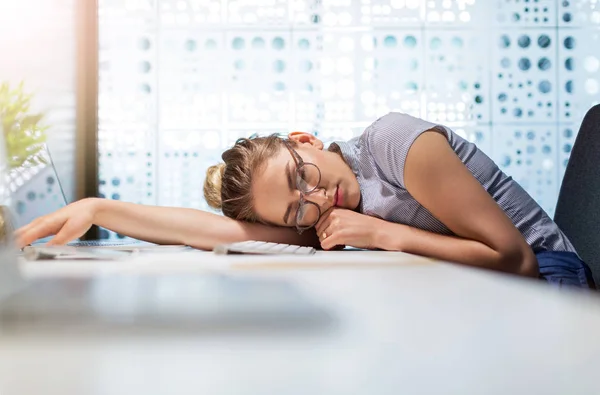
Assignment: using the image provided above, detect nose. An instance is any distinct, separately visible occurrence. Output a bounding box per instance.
[304,187,329,210]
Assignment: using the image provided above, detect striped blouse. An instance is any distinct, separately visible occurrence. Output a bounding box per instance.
[330,112,578,256]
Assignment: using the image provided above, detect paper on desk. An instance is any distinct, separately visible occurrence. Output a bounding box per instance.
[23,246,134,261]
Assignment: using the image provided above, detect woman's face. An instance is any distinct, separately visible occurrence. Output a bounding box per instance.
[252,132,361,229]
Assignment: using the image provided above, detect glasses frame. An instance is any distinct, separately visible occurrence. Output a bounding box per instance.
[281,139,322,234]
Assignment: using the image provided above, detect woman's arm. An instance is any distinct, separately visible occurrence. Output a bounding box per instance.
[94,199,320,250]
[402,131,538,277]
[16,198,320,250]
[314,206,537,276]
[377,221,537,276]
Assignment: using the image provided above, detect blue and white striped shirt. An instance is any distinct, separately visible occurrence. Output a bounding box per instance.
[330,112,577,255]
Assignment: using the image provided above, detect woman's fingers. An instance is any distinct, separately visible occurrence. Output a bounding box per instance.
[46,218,86,246]
[13,202,96,248]
[318,221,341,250]
[316,211,340,247]
[14,221,35,237]
[315,207,334,234]
[321,232,342,250]
[16,216,65,248]
[318,223,332,243]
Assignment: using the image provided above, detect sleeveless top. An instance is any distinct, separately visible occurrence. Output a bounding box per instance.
[329,112,578,255]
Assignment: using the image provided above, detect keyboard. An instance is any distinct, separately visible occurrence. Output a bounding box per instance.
[68,240,144,247]
[213,241,316,255]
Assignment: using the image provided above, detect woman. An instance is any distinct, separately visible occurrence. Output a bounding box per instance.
[16,112,595,289]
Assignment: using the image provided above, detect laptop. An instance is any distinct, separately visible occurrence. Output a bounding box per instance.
[8,143,153,247]
[0,134,332,332]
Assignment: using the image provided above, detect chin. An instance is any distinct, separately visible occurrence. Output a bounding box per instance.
[338,185,358,210]
[349,191,361,210]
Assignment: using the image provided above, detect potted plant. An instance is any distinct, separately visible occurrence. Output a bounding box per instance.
[0,81,49,243]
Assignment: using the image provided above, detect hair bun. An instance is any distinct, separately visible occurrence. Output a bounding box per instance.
[204,163,226,210]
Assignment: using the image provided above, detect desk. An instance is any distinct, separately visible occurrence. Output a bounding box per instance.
[1,250,600,395]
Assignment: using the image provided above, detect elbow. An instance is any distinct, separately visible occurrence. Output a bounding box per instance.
[518,253,539,278]
[500,248,539,278]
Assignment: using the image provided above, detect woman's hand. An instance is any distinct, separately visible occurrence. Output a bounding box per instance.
[315,208,391,250]
[15,198,99,248]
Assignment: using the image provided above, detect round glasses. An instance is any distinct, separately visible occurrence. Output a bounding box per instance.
[282,139,322,234]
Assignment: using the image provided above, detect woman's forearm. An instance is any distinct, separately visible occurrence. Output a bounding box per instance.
[92,198,319,250]
[378,222,538,277]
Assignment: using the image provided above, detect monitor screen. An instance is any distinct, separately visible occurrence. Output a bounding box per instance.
[6,145,67,231]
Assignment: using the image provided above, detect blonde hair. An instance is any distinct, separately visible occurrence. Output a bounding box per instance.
[203,134,289,222]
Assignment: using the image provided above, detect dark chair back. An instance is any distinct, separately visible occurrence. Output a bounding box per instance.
[554,104,600,285]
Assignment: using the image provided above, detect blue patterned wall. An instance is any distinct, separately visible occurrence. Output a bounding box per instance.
[97,0,599,239]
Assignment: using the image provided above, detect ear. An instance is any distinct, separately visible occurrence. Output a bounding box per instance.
[288,131,324,150]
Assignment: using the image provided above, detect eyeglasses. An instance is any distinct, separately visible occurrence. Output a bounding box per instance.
[282,139,322,234]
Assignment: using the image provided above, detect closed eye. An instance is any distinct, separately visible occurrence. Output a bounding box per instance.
[299,168,308,186]
[283,162,296,225]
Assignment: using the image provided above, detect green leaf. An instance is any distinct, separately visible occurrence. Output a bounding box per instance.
[0,81,49,170]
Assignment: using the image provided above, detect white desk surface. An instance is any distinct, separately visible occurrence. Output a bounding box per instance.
[2,250,600,395]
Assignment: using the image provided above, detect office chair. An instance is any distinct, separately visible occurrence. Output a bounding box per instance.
[554,104,600,286]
